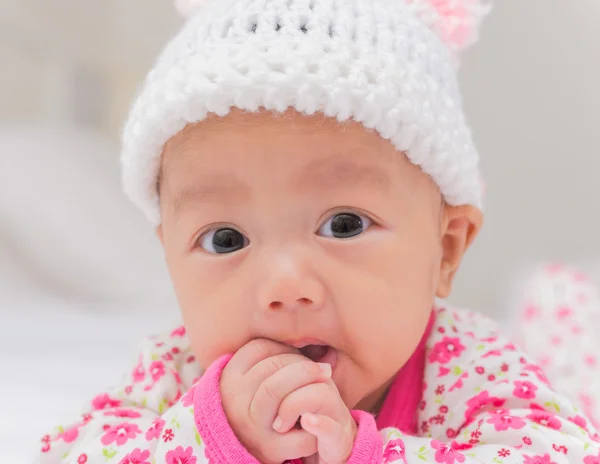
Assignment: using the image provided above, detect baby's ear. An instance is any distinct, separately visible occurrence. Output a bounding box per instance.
[436,205,483,298]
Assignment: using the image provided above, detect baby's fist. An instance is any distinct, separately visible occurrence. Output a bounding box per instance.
[272,379,357,464]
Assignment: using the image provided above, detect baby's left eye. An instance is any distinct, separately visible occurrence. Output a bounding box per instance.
[318,212,372,239]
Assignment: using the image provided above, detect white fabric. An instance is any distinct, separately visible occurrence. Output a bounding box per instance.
[0,299,179,464]
[0,126,176,308]
[121,0,484,225]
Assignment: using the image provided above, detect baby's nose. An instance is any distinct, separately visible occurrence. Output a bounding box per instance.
[257,254,326,312]
[268,296,315,312]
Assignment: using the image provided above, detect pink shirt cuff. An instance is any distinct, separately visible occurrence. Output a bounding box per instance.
[194,354,261,464]
[347,410,383,464]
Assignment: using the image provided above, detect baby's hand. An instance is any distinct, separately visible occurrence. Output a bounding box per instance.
[273,374,358,464]
[220,339,333,463]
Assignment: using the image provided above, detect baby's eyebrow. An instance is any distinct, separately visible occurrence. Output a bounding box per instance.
[171,174,250,215]
[294,158,391,194]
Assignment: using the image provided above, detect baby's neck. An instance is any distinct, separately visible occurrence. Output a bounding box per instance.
[355,379,395,414]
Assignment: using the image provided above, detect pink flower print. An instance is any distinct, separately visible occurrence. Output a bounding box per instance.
[145,418,165,441]
[119,448,151,464]
[132,363,146,383]
[504,343,517,351]
[527,412,561,430]
[171,326,186,337]
[101,422,142,446]
[77,454,88,464]
[41,443,50,453]
[569,415,588,430]
[92,393,122,410]
[556,306,573,320]
[482,349,502,358]
[513,381,538,400]
[584,451,600,464]
[464,391,505,420]
[486,411,526,431]
[523,454,557,464]
[523,436,532,445]
[438,366,451,377]
[163,428,175,442]
[431,440,465,464]
[104,409,142,418]
[383,438,407,463]
[523,305,539,321]
[550,335,562,346]
[170,390,183,406]
[449,372,468,392]
[165,446,197,464]
[523,364,550,385]
[181,384,197,407]
[149,361,166,382]
[58,425,79,443]
[429,337,466,364]
[552,444,567,454]
[545,263,563,273]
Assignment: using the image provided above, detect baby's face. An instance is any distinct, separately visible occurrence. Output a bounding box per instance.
[158,109,480,411]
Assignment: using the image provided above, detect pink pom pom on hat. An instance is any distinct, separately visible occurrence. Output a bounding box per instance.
[122,0,490,225]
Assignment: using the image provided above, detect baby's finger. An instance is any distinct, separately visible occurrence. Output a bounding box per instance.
[251,360,332,425]
[245,352,311,400]
[273,382,334,433]
[263,429,318,463]
[301,413,354,464]
[227,338,298,377]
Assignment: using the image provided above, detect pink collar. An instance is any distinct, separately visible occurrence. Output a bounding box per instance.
[375,311,435,433]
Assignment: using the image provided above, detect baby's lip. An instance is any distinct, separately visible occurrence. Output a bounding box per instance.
[283,338,329,349]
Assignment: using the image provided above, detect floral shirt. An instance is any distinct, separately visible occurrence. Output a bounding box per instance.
[35,306,600,463]
[513,264,600,431]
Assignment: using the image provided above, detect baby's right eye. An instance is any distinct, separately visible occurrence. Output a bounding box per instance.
[198,227,249,254]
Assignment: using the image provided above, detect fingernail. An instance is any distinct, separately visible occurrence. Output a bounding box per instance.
[318,363,332,377]
[273,416,283,432]
[303,413,319,427]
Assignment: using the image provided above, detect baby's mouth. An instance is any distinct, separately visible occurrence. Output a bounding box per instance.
[298,344,330,362]
[284,339,338,369]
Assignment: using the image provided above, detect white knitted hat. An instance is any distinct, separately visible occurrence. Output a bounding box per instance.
[122,0,489,224]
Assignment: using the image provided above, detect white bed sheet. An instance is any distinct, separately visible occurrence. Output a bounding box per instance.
[0,299,179,463]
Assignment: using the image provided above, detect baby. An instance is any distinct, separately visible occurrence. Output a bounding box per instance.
[36,0,600,463]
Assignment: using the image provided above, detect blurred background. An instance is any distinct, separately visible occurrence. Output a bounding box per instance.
[1,0,599,461]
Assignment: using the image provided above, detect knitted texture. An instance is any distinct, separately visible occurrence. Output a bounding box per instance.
[122,0,487,224]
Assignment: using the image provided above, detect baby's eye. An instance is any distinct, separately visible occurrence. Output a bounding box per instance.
[198,227,249,254]
[318,212,372,239]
